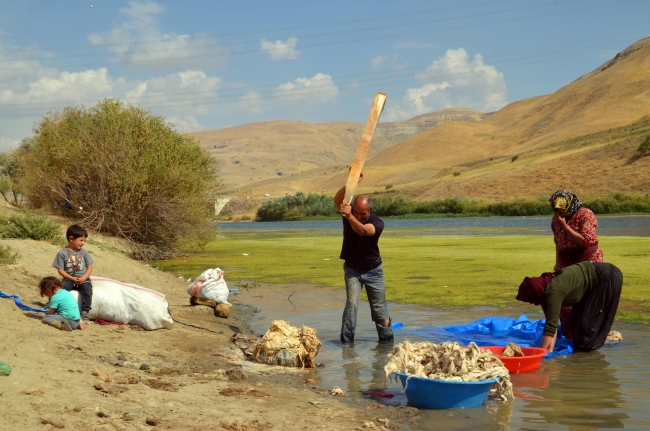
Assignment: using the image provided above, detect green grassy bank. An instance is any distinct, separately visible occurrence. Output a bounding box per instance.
[158,231,650,322]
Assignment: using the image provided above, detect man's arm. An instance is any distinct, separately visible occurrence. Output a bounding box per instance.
[340,207,375,236]
[333,171,363,210]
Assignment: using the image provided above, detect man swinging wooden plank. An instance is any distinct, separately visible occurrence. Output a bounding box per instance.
[333,92,390,344]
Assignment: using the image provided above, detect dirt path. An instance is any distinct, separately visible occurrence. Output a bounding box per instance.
[0,238,417,431]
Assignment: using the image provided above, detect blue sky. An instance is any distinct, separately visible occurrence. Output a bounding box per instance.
[0,0,648,150]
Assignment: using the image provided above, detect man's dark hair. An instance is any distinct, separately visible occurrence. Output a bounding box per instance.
[39,276,62,296]
[66,224,88,240]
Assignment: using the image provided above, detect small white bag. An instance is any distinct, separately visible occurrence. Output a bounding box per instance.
[186,268,230,304]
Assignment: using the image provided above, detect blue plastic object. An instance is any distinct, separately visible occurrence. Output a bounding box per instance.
[394,372,496,409]
[229,288,240,293]
[402,315,574,359]
[0,291,48,313]
[392,322,403,330]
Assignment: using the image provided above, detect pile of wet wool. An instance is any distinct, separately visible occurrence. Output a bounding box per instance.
[384,340,513,400]
[253,320,322,368]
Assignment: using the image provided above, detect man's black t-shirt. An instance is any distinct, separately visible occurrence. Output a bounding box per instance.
[339,213,384,269]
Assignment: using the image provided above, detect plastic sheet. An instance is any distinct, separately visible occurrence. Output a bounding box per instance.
[400,315,574,359]
[0,291,48,313]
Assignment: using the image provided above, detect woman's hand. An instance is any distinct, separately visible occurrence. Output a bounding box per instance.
[552,212,568,229]
[540,332,558,352]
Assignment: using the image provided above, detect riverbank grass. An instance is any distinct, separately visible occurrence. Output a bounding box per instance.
[158,232,650,321]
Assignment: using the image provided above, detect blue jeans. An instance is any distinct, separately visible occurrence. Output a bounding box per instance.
[341,264,393,344]
[63,279,92,313]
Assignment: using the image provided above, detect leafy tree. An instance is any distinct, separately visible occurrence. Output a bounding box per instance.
[14,99,221,256]
[0,141,29,206]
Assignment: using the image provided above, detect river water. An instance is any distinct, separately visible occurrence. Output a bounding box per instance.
[219,215,650,237]
[233,284,650,430]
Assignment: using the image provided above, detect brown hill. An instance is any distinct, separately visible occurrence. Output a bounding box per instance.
[192,37,650,200]
[352,36,650,199]
[188,109,486,194]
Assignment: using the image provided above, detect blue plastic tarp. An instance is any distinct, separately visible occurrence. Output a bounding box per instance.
[0,291,48,313]
[398,315,574,358]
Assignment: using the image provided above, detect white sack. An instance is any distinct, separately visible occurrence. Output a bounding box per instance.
[186,268,229,304]
[70,277,173,330]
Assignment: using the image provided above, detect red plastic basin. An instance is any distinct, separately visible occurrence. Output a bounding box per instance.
[482,346,548,373]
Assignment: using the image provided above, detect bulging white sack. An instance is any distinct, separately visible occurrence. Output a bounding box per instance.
[186,268,229,304]
[70,277,173,330]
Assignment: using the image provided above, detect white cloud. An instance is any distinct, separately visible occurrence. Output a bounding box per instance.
[168,115,203,132]
[371,54,399,70]
[234,91,263,114]
[348,80,360,91]
[0,64,115,109]
[26,68,113,101]
[88,1,229,70]
[385,48,508,121]
[274,73,338,104]
[371,55,391,70]
[259,37,300,61]
[0,37,226,142]
[124,70,221,115]
[394,62,409,70]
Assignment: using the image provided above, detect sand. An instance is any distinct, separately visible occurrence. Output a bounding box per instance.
[0,236,410,431]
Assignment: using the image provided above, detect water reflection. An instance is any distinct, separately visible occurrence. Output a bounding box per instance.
[518,352,627,429]
[342,341,394,395]
[237,285,650,430]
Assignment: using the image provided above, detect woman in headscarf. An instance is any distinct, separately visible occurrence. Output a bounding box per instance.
[516,261,622,352]
[550,190,603,271]
[550,190,604,340]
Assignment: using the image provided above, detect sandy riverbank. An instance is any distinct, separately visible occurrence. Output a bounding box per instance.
[0,235,418,431]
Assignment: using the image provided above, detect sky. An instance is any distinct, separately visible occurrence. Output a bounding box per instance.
[0,0,648,150]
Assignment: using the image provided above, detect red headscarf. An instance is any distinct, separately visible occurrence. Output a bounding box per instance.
[516,273,555,305]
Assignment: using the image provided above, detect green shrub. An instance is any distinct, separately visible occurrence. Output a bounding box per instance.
[14,99,221,255]
[0,213,62,243]
[0,245,19,265]
[254,192,650,221]
[385,184,393,190]
[256,191,337,221]
[511,155,519,162]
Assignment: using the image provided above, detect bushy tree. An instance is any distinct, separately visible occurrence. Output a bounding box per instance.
[14,99,221,256]
[0,142,27,206]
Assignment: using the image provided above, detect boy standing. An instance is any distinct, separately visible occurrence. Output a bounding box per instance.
[40,276,83,331]
[53,225,94,321]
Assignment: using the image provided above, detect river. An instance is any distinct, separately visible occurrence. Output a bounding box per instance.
[218,215,650,237]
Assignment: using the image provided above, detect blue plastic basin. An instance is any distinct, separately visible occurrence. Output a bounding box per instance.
[394,372,496,409]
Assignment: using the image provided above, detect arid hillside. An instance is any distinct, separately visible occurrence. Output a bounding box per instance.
[216,36,650,200]
[188,109,486,194]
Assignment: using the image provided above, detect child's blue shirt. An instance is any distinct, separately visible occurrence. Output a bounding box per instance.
[50,289,80,320]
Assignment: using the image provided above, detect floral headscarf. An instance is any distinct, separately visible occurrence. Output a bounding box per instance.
[550,190,583,219]
[516,273,554,306]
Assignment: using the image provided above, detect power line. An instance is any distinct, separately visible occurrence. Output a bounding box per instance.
[0,30,642,110]
[0,0,529,54]
[0,0,624,70]
[0,33,642,116]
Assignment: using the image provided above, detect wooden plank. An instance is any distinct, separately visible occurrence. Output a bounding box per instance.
[343,92,387,204]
